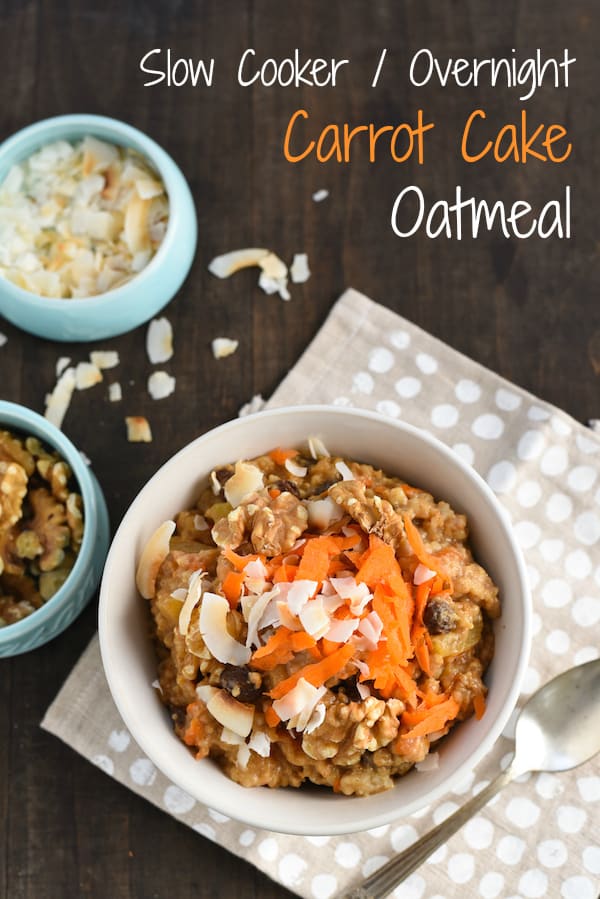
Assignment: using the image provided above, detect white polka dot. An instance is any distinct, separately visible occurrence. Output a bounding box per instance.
[208,808,230,824]
[497,834,526,865]
[334,842,361,869]
[311,873,338,899]
[506,797,540,829]
[582,846,600,874]
[410,805,431,819]
[522,666,541,694]
[536,772,563,800]
[366,825,389,838]
[464,816,494,849]
[487,461,517,494]
[528,567,541,591]
[455,379,481,403]
[542,578,572,608]
[517,480,542,508]
[518,430,546,460]
[395,376,422,398]
[416,352,437,374]
[528,405,550,421]
[278,853,308,887]
[557,805,587,833]
[239,829,256,846]
[376,399,401,418]
[496,388,521,411]
[362,856,388,878]
[574,646,599,665]
[433,801,459,825]
[390,329,410,349]
[431,404,459,428]
[332,396,352,406]
[537,839,568,868]
[453,443,474,465]
[391,874,425,899]
[540,538,564,561]
[519,868,548,898]
[572,595,600,627]
[540,445,569,476]
[163,785,195,815]
[545,629,570,654]
[426,844,447,865]
[368,347,395,373]
[452,771,476,795]
[472,413,504,440]
[577,433,600,454]
[91,754,114,775]
[305,835,330,846]
[352,371,374,394]
[502,708,520,740]
[574,511,600,545]
[561,876,596,899]
[192,822,215,840]
[447,853,474,884]
[531,611,542,635]
[514,520,541,549]
[546,493,573,523]
[479,871,505,899]
[129,757,156,786]
[551,415,572,436]
[258,837,279,862]
[565,549,593,580]
[568,465,597,492]
[390,824,418,852]
[108,729,130,752]
[577,775,600,802]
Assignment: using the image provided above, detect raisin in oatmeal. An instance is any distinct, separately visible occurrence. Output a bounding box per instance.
[137,442,499,796]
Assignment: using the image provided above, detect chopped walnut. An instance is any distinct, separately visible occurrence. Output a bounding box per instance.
[0,461,28,528]
[66,492,84,548]
[212,489,308,555]
[27,487,71,571]
[0,431,35,476]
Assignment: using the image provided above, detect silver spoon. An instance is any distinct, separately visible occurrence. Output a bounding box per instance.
[344,658,600,899]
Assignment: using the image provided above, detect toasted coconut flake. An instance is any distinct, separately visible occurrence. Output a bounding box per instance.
[171,588,188,601]
[207,689,254,737]
[248,730,271,757]
[199,591,251,665]
[238,394,265,417]
[75,361,103,390]
[220,726,244,745]
[0,332,6,347]
[243,558,268,580]
[178,569,206,635]
[258,251,287,280]
[304,701,326,734]
[416,752,440,772]
[224,461,264,508]
[306,497,343,531]
[290,253,310,284]
[299,597,330,640]
[286,580,318,615]
[258,271,290,301]
[324,617,359,643]
[90,350,119,370]
[194,514,209,531]
[335,460,354,481]
[196,683,219,704]
[210,470,221,495]
[245,587,279,649]
[321,592,346,615]
[81,136,119,174]
[148,371,176,400]
[146,317,173,364]
[45,366,76,429]
[135,177,164,200]
[414,563,437,585]
[276,600,304,631]
[212,337,239,359]
[257,597,281,632]
[330,577,371,615]
[208,248,269,279]
[272,677,322,721]
[284,458,307,478]
[108,382,122,403]
[123,194,151,254]
[357,683,371,700]
[356,610,384,650]
[56,356,71,377]
[354,659,371,679]
[135,519,176,599]
[125,416,152,443]
[80,450,91,466]
[307,435,330,459]
[312,189,329,202]
[237,743,251,769]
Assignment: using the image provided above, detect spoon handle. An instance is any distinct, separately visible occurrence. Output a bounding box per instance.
[342,763,519,899]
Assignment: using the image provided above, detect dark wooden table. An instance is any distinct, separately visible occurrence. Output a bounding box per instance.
[1,2,598,897]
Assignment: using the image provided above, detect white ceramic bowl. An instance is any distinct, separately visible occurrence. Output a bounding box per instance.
[99,406,531,835]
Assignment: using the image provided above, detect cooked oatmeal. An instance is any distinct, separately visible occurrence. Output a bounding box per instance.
[138,442,499,796]
[0,429,84,626]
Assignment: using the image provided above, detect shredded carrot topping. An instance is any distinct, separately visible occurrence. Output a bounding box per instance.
[269,643,354,699]
[269,447,298,466]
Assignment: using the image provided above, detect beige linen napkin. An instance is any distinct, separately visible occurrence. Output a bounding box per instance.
[42,288,600,899]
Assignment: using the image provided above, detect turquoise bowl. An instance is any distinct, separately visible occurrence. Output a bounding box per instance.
[0,401,110,656]
[0,114,197,342]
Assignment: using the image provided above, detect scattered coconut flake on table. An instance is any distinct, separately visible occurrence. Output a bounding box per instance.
[290,253,311,284]
[125,416,152,443]
[146,317,173,364]
[108,382,122,403]
[208,247,290,301]
[238,394,265,417]
[45,366,76,429]
[212,337,239,359]
[148,371,176,400]
[79,451,91,466]
[0,332,7,347]
[312,188,329,202]
[589,419,600,433]
[90,350,119,370]
[75,361,103,390]
[56,356,71,377]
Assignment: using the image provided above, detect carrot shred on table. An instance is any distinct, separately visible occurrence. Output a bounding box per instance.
[264,705,281,727]
[269,643,354,699]
[269,447,298,466]
[473,693,486,720]
[221,570,245,606]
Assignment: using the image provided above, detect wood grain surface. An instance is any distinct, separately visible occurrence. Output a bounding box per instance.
[0,2,598,897]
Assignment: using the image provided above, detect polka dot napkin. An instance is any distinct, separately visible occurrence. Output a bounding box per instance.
[42,288,600,899]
